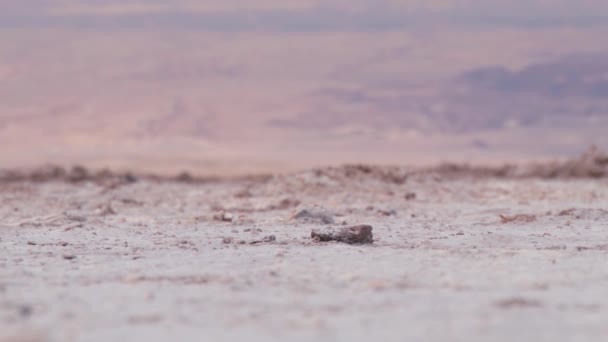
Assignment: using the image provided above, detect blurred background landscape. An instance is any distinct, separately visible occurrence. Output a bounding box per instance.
[2,0,608,175]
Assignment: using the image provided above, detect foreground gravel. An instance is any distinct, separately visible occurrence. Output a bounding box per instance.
[2,168,608,341]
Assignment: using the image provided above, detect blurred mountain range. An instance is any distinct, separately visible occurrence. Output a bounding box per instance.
[275,53,608,134]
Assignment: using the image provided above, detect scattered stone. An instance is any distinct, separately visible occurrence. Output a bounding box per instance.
[26,241,37,246]
[291,206,334,224]
[499,214,536,224]
[62,254,76,260]
[557,208,608,220]
[222,237,234,244]
[311,225,374,244]
[313,164,408,184]
[405,192,417,200]
[251,235,276,244]
[213,211,233,222]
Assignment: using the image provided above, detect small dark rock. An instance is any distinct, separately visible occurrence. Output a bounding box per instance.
[251,235,276,244]
[405,192,417,200]
[63,254,76,260]
[311,225,373,244]
[291,206,334,224]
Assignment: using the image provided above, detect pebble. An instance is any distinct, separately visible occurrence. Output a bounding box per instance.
[311,225,374,244]
[62,254,76,260]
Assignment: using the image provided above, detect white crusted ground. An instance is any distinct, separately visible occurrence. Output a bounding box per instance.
[2,169,608,341]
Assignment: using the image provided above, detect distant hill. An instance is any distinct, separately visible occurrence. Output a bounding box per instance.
[460,54,608,97]
[269,54,608,135]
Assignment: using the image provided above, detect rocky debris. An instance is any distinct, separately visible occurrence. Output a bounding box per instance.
[535,145,608,178]
[311,225,373,244]
[172,172,273,184]
[2,146,608,187]
[499,214,536,224]
[431,163,516,179]
[213,211,233,222]
[557,208,608,220]
[430,146,608,179]
[0,164,139,184]
[405,192,417,200]
[62,254,76,260]
[250,235,276,245]
[291,206,335,224]
[312,164,409,185]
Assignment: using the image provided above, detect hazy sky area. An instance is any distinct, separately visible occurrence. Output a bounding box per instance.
[1,0,608,174]
[2,1,608,30]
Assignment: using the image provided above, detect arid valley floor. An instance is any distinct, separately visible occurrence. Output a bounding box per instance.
[2,160,608,342]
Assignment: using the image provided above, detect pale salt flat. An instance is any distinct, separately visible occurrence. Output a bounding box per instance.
[2,169,608,342]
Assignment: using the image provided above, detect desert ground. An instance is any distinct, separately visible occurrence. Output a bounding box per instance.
[3,2,608,341]
[2,157,608,342]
